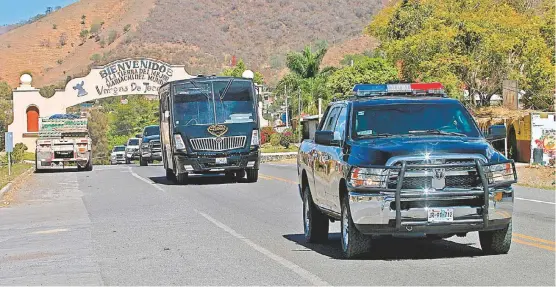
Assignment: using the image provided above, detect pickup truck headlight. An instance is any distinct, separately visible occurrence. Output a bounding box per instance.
[349,167,388,188]
[251,130,260,146]
[174,134,186,150]
[484,163,513,184]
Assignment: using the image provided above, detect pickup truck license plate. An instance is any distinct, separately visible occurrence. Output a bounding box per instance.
[215,158,227,164]
[428,208,454,222]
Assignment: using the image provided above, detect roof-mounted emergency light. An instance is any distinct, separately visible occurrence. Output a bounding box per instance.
[352,82,446,97]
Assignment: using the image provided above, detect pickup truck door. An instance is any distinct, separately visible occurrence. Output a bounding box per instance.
[324,105,348,213]
[313,105,342,210]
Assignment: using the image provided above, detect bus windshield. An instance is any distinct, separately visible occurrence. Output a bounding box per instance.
[172,79,255,126]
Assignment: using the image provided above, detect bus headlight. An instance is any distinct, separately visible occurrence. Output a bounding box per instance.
[251,130,260,146]
[174,134,186,150]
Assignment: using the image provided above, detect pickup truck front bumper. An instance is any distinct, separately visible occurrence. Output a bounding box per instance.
[347,159,517,235]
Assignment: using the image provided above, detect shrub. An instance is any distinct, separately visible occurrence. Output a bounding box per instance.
[123,24,131,33]
[57,59,63,65]
[99,38,106,48]
[269,133,280,146]
[11,143,28,163]
[260,126,275,144]
[79,29,89,43]
[90,54,101,62]
[90,23,101,36]
[107,30,118,45]
[282,128,295,142]
[52,24,57,29]
[279,133,291,148]
[58,32,67,46]
[39,85,59,98]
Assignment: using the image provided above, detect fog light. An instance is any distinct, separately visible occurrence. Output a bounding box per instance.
[247,161,256,168]
[183,165,194,171]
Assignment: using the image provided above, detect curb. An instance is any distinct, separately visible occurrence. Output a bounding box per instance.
[0,166,34,198]
[260,152,297,163]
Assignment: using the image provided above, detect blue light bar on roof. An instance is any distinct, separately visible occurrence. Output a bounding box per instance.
[352,84,388,93]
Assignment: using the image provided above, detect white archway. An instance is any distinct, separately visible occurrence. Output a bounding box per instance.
[8,58,193,150]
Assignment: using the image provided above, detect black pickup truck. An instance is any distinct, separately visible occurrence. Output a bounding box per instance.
[297,83,517,259]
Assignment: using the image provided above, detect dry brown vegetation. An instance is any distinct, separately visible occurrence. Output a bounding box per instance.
[516,165,555,190]
[1,0,384,88]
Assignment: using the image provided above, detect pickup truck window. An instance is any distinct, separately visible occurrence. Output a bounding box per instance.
[352,103,480,139]
[113,146,125,152]
[322,106,341,131]
[128,139,139,146]
[333,106,347,140]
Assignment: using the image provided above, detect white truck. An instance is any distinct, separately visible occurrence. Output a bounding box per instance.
[35,114,93,172]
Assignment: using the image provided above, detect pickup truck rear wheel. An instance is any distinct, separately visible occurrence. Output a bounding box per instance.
[303,186,329,243]
[479,220,512,255]
[246,169,258,182]
[166,168,176,182]
[341,193,371,259]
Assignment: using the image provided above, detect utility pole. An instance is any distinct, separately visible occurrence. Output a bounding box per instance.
[298,87,301,142]
[285,85,289,128]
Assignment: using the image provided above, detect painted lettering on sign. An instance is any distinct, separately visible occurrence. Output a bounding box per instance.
[94,59,173,96]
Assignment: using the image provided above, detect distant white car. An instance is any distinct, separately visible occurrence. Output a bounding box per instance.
[110,145,126,165]
[125,138,141,164]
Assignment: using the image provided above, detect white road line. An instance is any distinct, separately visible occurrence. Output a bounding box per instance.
[128,167,165,192]
[515,197,556,205]
[197,210,330,286]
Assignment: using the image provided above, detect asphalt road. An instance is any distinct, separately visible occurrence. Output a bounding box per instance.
[1,163,554,286]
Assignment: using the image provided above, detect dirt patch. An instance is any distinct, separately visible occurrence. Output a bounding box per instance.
[516,165,555,190]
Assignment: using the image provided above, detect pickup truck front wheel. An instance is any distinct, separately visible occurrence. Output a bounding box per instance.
[341,193,371,259]
[303,186,329,243]
[479,220,512,255]
[246,169,258,183]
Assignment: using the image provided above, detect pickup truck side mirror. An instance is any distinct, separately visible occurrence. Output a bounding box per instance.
[486,124,506,142]
[315,130,339,146]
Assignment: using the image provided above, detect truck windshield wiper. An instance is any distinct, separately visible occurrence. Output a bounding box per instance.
[408,129,467,137]
[357,133,395,139]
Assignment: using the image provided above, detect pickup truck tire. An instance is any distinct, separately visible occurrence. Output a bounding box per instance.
[140,157,148,166]
[479,220,512,255]
[246,169,258,182]
[341,193,371,259]
[166,168,176,182]
[176,172,188,185]
[235,170,246,180]
[302,186,329,243]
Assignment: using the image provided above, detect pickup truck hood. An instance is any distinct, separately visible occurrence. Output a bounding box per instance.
[142,135,160,143]
[111,151,125,156]
[348,136,505,166]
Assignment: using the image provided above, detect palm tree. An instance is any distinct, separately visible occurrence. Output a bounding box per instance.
[285,46,335,79]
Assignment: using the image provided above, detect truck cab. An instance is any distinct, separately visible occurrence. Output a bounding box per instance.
[297,82,517,259]
[158,76,261,184]
[125,137,141,164]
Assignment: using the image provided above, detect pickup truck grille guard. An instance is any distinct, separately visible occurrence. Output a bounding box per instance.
[350,159,517,231]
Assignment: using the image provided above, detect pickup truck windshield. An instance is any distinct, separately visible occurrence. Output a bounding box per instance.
[352,103,480,139]
[114,146,125,152]
[144,126,160,136]
[172,79,255,126]
[128,139,140,145]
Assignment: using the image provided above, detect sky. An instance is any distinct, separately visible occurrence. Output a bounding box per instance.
[0,0,79,25]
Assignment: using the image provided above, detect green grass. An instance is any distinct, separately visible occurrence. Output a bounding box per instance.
[23,152,35,161]
[261,145,299,153]
[0,163,33,190]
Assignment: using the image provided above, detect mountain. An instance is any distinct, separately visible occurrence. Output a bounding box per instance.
[0,0,385,88]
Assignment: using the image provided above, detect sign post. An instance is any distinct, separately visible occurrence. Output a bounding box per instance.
[5,132,13,176]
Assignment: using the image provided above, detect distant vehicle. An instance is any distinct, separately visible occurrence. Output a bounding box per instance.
[158,75,261,184]
[297,82,517,259]
[110,145,126,165]
[35,114,92,172]
[139,125,161,166]
[125,138,141,164]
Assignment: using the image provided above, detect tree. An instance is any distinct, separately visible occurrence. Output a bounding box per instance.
[45,7,53,14]
[326,56,399,96]
[88,109,109,164]
[285,45,330,79]
[366,0,555,107]
[221,59,265,84]
[0,81,12,100]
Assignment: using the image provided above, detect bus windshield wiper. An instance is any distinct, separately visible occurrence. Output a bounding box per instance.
[408,129,467,137]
